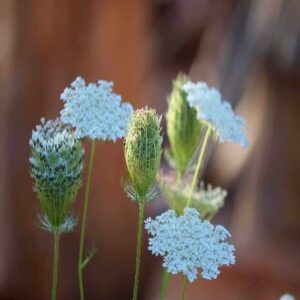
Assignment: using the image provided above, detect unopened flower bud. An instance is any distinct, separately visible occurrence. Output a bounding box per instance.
[166,73,203,178]
[124,108,162,201]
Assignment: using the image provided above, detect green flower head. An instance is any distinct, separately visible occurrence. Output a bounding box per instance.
[166,73,203,178]
[124,108,162,202]
[160,171,226,219]
[29,118,84,233]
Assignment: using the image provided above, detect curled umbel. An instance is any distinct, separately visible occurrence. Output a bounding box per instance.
[29,118,84,233]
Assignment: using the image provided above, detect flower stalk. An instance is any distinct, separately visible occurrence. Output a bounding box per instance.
[132,201,145,300]
[180,276,188,300]
[159,269,170,300]
[187,125,211,207]
[78,139,96,300]
[52,232,60,300]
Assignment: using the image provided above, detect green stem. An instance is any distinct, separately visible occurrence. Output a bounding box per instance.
[132,201,145,300]
[78,139,96,300]
[52,232,60,300]
[160,269,171,300]
[180,276,188,300]
[186,125,211,207]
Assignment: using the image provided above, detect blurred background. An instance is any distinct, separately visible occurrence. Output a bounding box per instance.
[0,0,299,299]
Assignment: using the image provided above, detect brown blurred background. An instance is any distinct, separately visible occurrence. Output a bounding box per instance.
[0,0,299,299]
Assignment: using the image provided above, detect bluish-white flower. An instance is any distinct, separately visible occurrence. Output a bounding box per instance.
[182,81,248,147]
[60,77,133,141]
[280,294,295,300]
[145,208,235,282]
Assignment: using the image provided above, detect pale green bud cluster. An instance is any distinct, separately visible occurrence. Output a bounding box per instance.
[124,108,162,201]
[29,118,84,233]
[166,73,203,178]
[161,173,226,219]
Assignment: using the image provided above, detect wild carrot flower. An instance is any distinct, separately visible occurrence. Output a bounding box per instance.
[29,118,84,233]
[145,208,235,282]
[166,74,203,178]
[182,81,248,147]
[60,76,133,299]
[60,77,133,141]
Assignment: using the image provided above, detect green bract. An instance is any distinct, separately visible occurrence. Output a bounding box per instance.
[124,108,162,202]
[166,73,203,178]
[29,119,84,233]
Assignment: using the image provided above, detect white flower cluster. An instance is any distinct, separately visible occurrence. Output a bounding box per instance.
[145,208,235,282]
[280,294,295,300]
[182,81,248,147]
[60,77,133,141]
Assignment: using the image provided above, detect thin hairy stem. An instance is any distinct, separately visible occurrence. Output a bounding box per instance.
[159,269,171,300]
[78,139,96,300]
[186,125,211,207]
[132,201,145,300]
[180,276,188,300]
[52,232,60,300]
